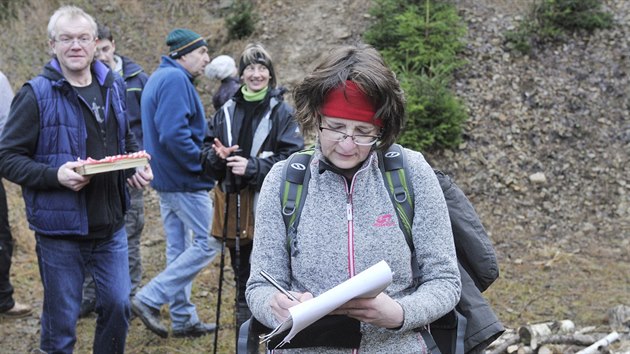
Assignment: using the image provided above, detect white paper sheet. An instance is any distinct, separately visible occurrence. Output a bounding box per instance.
[261,260,393,348]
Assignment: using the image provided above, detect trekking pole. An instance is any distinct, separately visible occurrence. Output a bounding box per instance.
[231,149,243,348]
[213,178,232,354]
[234,184,242,348]
[231,149,244,347]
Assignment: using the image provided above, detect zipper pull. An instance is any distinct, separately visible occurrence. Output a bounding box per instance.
[346,202,352,221]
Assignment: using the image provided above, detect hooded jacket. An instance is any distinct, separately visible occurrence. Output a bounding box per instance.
[212,76,240,111]
[119,54,149,149]
[201,87,304,191]
[246,147,461,353]
[0,59,136,237]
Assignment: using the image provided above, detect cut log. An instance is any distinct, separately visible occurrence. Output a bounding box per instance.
[538,344,575,354]
[538,333,595,346]
[550,320,575,334]
[487,329,518,350]
[536,344,555,354]
[575,331,620,354]
[518,323,553,345]
[488,335,521,354]
[507,344,520,353]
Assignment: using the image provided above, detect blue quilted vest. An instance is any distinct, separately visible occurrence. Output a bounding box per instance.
[23,59,128,236]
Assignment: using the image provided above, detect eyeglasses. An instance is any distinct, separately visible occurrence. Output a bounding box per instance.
[54,35,94,47]
[319,126,381,146]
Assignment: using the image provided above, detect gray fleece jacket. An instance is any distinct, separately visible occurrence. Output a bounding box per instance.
[246,147,461,353]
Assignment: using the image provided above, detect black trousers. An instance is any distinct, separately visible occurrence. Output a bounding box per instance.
[0,180,15,312]
[228,242,252,305]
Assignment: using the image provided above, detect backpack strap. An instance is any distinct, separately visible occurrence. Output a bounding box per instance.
[280,149,314,255]
[378,144,419,278]
[419,327,442,354]
[378,144,414,250]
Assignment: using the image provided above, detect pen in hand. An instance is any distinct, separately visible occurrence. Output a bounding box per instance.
[260,270,300,302]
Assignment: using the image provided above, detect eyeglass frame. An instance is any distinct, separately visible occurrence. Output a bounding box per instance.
[318,125,381,146]
[53,35,95,47]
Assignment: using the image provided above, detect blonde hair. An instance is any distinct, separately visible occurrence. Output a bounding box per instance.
[47,5,97,40]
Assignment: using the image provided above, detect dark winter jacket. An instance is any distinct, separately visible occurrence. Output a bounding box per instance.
[201,87,304,191]
[119,55,149,149]
[212,76,240,111]
[436,171,504,353]
[0,59,137,237]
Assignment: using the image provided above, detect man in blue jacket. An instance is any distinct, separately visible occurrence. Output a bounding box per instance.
[0,6,152,354]
[133,28,219,339]
[79,22,150,318]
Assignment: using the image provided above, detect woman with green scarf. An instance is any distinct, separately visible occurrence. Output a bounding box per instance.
[201,43,304,327]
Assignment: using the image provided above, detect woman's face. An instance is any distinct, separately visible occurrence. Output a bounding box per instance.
[241,63,270,92]
[319,116,380,173]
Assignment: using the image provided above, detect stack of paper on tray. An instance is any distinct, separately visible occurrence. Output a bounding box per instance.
[75,157,149,175]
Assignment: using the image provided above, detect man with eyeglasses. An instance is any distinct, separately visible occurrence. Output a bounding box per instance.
[78,22,150,319]
[0,6,152,354]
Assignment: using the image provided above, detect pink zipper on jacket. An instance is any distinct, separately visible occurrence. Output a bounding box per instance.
[345,161,370,354]
[345,154,375,278]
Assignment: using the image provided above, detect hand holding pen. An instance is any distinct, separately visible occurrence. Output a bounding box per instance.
[260,270,299,302]
[262,270,314,322]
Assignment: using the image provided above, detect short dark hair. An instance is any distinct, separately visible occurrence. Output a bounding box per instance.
[97,23,113,41]
[293,43,405,150]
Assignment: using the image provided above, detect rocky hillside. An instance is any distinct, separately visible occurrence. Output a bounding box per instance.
[256,0,630,351]
[436,0,629,326]
[254,0,629,329]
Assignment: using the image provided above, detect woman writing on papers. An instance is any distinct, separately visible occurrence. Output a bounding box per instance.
[246,43,461,352]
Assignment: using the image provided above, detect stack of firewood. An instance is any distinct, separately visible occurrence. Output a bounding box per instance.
[486,305,630,354]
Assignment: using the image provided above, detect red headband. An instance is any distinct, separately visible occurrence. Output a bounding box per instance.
[321,81,383,127]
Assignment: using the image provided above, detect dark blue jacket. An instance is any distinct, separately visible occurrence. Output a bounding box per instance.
[141,56,214,192]
[0,59,134,236]
[119,55,148,149]
[212,76,240,111]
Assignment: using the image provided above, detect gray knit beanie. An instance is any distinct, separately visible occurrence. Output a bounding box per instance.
[204,55,236,80]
